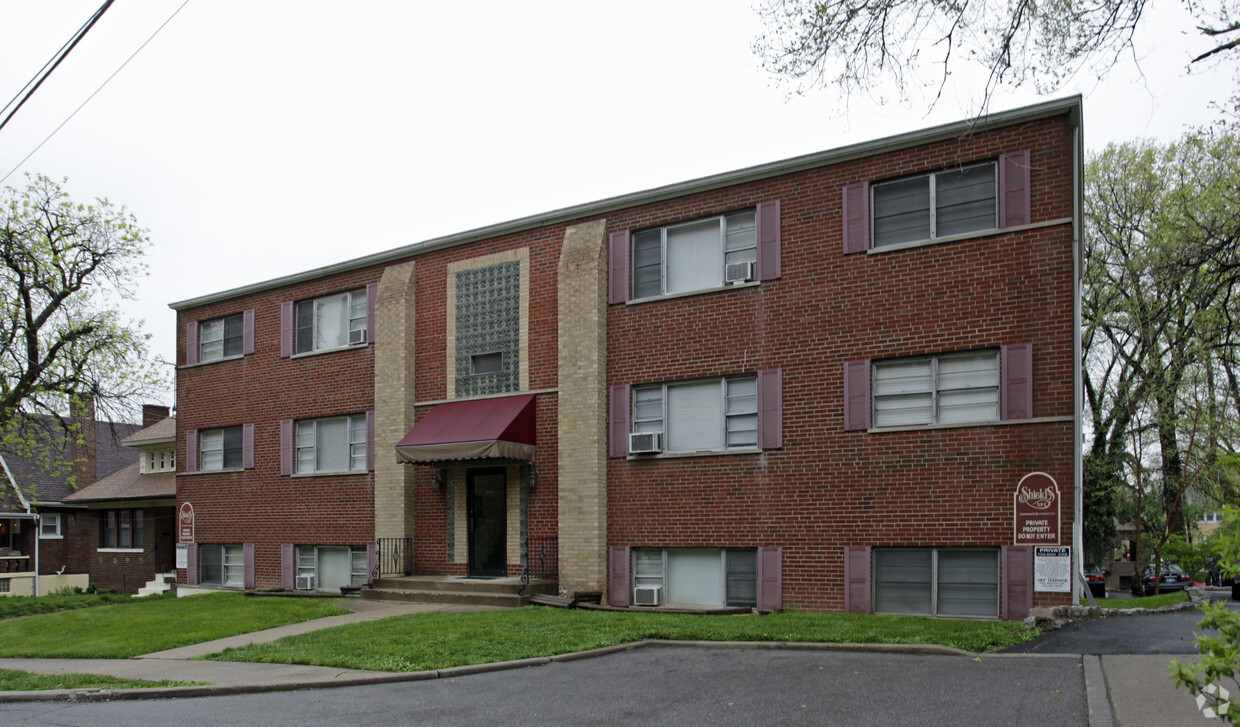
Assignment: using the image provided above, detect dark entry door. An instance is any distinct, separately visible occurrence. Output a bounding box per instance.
[467,469,507,576]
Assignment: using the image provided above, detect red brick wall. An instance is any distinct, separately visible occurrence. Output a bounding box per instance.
[84,507,177,593]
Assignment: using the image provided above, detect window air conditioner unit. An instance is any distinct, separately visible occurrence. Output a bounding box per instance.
[724,261,754,285]
[628,432,662,455]
[295,575,315,591]
[348,328,368,345]
[633,585,662,606]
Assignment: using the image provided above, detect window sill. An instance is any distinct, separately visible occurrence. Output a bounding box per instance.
[290,342,369,360]
[180,468,248,476]
[97,548,143,554]
[627,447,762,461]
[178,354,245,370]
[38,535,63,541]
[625,280,759,306]
[866,217,1073,255]
[291,470,370,478]
[866,415,1073,434]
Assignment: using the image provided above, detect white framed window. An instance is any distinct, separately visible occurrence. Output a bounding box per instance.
[296,415,368,474]
[200,544,244,587]
[469,352,504,375]
[872,163,997,248]
[200,313,244,362]
[143,448,176,474]
[296,545,369,589]
[295,288,368,353]
[0,578,8,593]
[39,513,62,539]
[872,351,999,428]
[200,427,243,471]
[632,210,757,298]
[873,548,999,618]
[631,548,757,608]
[1201,512,1224,524]
[632,376,757,453]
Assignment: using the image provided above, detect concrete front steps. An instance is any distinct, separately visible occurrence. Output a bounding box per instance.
[134,571,177,597]
[361,574,558,608]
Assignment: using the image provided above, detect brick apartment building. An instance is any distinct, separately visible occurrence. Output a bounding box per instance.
[170,96,1082,619]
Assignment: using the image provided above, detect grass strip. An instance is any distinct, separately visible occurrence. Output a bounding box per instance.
[206,606,1038,672]
[0,592,348,659]
[0,668,203,691]
[0,592,135,620]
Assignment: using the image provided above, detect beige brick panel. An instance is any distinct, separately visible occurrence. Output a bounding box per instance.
[374,261,418,554]
[556,219,608,596]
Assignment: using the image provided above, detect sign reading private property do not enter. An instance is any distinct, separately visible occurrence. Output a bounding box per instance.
[1013,472,1060,545]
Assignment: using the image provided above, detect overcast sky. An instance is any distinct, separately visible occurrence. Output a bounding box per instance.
[1,1,1232,415]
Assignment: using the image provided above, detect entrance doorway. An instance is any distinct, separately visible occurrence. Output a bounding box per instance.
[467,468,507,576]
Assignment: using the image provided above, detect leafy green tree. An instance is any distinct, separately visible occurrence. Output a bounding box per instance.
[754,0,1240,109]
[0,174,165,491]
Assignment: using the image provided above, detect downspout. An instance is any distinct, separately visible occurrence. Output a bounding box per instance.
[1072,103,1085,604]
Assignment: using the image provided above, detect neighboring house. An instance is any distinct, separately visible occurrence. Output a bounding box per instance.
[0,404,140,595]
[64,407,177,593]
[170,96,1083,619]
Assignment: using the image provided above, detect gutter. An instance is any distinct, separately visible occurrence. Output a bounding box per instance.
[1071,103,1086,603]
[170,95,1084,311]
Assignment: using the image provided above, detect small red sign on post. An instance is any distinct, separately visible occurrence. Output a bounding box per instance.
[179,502,195,543]
[1014,472,1060,545]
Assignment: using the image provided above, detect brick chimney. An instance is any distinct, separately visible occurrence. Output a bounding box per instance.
[69,397,97,488]
[142,404,171,428]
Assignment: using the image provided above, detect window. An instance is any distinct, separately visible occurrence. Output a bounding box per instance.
[0,578,8,593]
[296,545,369,590]
[631,548,758,608]
[200,544,244,586]
[871,163,996,248]
[200,313,244,362]
[296,288,368,353]
[470,352,504,375]
[39,513,61,539]
[1202,512,1224,524]
[200,426,243,471]
[873,548,999,618]
[101,510,143,549]
[632,376,757,453]
[143,448,176,474]
[296,415,368,474]
[609,201,780,304]
[632,210,756,298]
[872,351,999,428]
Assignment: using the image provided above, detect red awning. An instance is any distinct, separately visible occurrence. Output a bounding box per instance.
[395,394,536,464]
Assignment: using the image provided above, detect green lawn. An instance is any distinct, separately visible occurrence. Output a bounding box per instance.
[0,591,135,619]
[0,668,203,692]
[0,592,348,659]
[205,606,1039,672]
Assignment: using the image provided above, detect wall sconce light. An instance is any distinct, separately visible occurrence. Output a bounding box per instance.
[432,470,444,489]
[527,465,538,490]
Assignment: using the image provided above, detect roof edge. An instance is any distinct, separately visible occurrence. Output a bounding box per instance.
[170,96,1082,311]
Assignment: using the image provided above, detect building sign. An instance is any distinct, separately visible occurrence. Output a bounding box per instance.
[1035,546,1071,592]
[178,502,195,543]
[1014,472,1060,545]
[176,543,188,570]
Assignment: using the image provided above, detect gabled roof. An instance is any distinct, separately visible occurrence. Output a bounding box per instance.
[0,416,140,511]
[64,463,175,503]
[121,416,176,447]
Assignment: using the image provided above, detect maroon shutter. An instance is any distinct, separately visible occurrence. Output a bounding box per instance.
[281,543,295,590]
[608,545,631,607]
[280,419,294,475]
[366,282,379,343]
[242,423,255,469]
[243,543,256,589]
[842,182,870,254]
[186,544,199,586]
[608,383,631,458]
[1001,545,1034,621]
[280,301,294,357]
[843,545,872,613]
[758,369,783,450]
[243,308,255,355]
[366,543,377,585]
[999,150,1031,228]
[186,322,199,365]
[365,410,376,471]
[608,229,631,305]
[185,429,199,473]
[843,359,872,431]
[756,199,781,281]
[756,545,783,611]
[1001,343,1033,420]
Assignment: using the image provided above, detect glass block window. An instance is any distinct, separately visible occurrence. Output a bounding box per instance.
[455,261,521,397]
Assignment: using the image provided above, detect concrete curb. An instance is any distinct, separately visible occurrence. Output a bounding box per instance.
[1082,654,1115,727]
